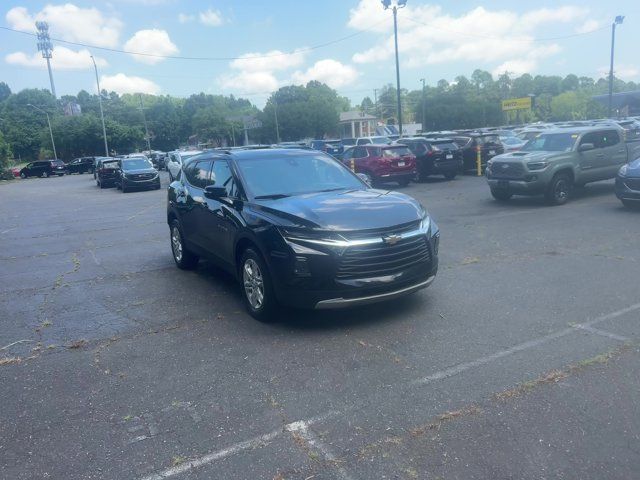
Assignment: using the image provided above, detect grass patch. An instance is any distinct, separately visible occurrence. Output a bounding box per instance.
[0,356,22,366]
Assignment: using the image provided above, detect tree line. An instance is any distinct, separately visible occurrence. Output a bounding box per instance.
[0,70,637,172]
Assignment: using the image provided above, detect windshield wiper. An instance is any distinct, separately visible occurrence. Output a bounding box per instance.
[316,187,348,193]
[254,193,291,200]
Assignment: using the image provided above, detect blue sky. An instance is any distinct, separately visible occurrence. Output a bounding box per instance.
[1,0,638,107]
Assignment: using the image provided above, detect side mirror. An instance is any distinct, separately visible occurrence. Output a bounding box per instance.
[578,143,595,152]
[357,173,371,186]
[204,185,227,199]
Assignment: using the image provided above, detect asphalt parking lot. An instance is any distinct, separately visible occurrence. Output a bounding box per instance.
[1,171,639,480]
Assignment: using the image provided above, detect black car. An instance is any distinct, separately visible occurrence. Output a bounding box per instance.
[19,160,66,178]
[398,137,462,181]
[66,157,94,174]
[615,157,640,208]
[115,157,160,193]
[310,139,343,157]
[167,149,439,321]
[453,133,504,172]
[95,158,119,188]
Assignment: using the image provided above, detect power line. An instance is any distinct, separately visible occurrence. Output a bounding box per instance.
[0,20,386,61]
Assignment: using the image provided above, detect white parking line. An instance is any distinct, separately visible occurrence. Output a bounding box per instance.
[573,324,629,342]
[137,302,640,480]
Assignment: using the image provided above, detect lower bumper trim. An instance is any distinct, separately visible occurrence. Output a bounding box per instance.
[314,275,435,309]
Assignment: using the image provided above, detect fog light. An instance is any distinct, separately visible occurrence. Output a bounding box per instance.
[293,257,310,276]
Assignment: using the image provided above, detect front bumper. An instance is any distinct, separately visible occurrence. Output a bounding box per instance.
[615,176,640,200]
[122,176,160,189]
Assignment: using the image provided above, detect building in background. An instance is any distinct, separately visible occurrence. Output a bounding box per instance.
[339,111,377,139]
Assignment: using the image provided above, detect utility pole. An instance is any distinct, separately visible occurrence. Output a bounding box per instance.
[274,100,281,143]
[382,0,407,137]
[36,22,56,98]
[608,15,625,118]
[90,55,109,157]
[28,104,57,160]
[420,78,426,133]
[373,88,378,122]
[138,94,151,152]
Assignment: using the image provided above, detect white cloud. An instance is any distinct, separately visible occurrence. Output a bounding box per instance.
[5,47,107,70]
[230,49,306,72]
[598,64,640,81]
[348,1,589,74]
[199,8,223,27]
[100,74,160,95]
[575,19,601,34]
[291,59,359,89]
[178,13,195,23]
[219,71,279,94]
[123,29,179,64]
[6,4,122,48]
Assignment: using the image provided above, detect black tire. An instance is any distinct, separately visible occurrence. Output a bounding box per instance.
[20,172,26,179]
[170,220,199,270]
[121,183,127,193]
[42,171,49,178]
[545,173,572,206]
[491,188,512,202]
[98,180,104,189]
[621,199,639,209]
[398,178,411,187]
[416,171,428,182]
[240,248,278,322]
[444,171,457,180]
[168,171,174,182]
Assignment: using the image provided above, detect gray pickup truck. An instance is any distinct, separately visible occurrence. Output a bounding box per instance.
[486,126,640,205]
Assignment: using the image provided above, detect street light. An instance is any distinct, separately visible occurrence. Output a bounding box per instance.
[420,78,426,133]
[90,54,109,157]
[608,15,624,118]
[381,0,407,137]
[27,103,57,161]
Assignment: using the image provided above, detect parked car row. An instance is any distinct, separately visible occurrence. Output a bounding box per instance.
[95,155,161,192]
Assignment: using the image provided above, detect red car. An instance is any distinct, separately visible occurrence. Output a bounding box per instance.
[341,144,416,187]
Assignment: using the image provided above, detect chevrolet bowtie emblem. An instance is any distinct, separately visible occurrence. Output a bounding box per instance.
[383,234,401,245]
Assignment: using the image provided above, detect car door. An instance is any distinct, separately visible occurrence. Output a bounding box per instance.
[198,159,239,266]
[600,129,627,178]
[577,131,603,182]
[168,153,181,178]
[180,159,213,250]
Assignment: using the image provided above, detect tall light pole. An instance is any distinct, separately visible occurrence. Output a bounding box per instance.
[138,94,152,152]
[274,100,281,143]
[382,0,407,136]
[420,78,426,133]
[608,15,624,118]
[90,55,109,157]
[28,103,57,160]
[35,21,56,98]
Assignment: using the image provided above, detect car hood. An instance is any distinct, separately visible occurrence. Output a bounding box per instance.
[251,189,425,230]
[492,151,551,162]
[124,168,157,174]
[623,157,640,177]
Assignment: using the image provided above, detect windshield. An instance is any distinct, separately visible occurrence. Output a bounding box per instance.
[371,136,391,144]
[521,133,577,152]
[236,152,364,199]
[501,137,523,145]
[122,158,153,170]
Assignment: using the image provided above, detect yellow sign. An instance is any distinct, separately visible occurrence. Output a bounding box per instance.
[501,97,532,112]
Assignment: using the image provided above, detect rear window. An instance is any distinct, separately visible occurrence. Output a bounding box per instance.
[371,136,391,144]
[102,161,119,169]
[341,139,356,146]
[453,137,471,147]
[51,160,64,166]
[381,147,412,158]
[477,135,501,145]
[430,141,458,150]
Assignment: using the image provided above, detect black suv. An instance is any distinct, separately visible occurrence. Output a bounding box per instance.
[66,157,94,174]
[167,149,439,321]
[398,137,462,180]
[95,158,119,188]
[453,133,504,172]
[19,160,65,178]
[115,157,160,193]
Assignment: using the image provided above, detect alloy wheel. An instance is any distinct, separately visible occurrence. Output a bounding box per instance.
[555,179,568,202]
[243,258,264,310]
[171,226,183,262]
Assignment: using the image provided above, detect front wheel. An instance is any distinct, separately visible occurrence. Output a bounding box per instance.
[491,188,512,202]
[621,199,639,209]
[170,220,199,269]
[20,172,26,179]
[241,248,277,322]
[42,171,49,178]
[121,183,127,193]
[545,173,572,206]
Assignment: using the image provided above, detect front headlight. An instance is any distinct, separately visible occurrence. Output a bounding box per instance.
[619,164,628,177]
[419,214,430,233]
[527,161,549,171]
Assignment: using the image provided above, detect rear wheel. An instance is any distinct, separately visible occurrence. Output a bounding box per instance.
[42,171,49,178]
[621,199,639,209]
[444,171,457,180]
[121,183,127,193]
[20,172,26,179]
[398,178,411,187]
[168,170,174,182]
[545,173,572,206]
[491,188,512,202]
[241,248,277,322]
[170,220,199,269]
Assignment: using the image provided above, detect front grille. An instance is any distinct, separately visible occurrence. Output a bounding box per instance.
[624,178,640,191]
[490,161,525,179]
[130,173,155,180]
[338,221,419,241]
[336,234,431,280]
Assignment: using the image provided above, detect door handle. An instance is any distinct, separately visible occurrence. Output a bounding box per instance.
[617,149,625,153]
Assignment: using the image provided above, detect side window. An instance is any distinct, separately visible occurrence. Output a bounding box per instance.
[342,148,353,161]
[601,130,620,147]
[210,160,233,195]
[580,132,601,148]
[185,160,212,188]
[353,147,366,159]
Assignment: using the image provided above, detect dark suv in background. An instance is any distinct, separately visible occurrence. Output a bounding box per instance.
[66,157,95,174]
[398,137,462,181]
[310,139,343,157]
[167,149,439,321]
[115,157,160,192]
[453,133,504,172]
[19,160,65,178]
[95,158,119,188]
